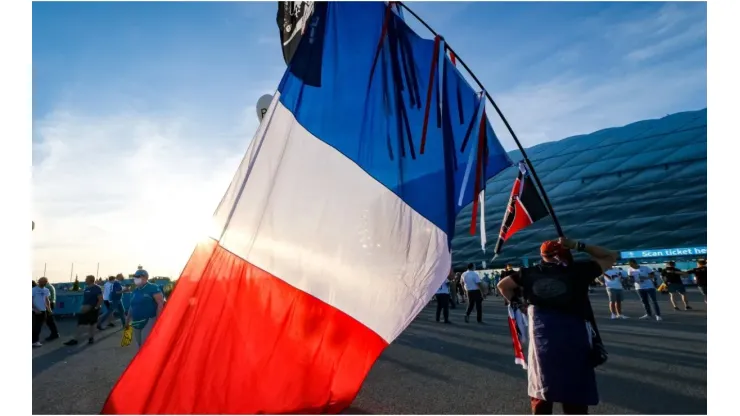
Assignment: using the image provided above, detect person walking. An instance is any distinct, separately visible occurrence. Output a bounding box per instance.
[101,276,113,316]
[98,274,126,329]
[661,261,692,311]
[462,263,484,323]
[32,279,54,347]
[37,277,60,341]
[497,238,617,415]
[627,260,662,321]
[434,272,452,324]
[457,273,467,304]
[669,260,707,304]
[126,269,165,348]
[64,275,104,345]
[601,270,627,319]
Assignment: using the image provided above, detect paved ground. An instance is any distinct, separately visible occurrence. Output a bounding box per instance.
[32,289,706,414]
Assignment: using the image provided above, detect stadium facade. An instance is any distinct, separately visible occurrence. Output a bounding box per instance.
[451,109,707,269]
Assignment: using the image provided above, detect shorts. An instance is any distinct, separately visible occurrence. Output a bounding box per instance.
[134,318,157,348]
[77,308,99,326]
[667,283,686,294]
[606,288,624,302]
[698,285,707,295]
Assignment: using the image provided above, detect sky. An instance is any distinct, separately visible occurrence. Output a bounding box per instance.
[32,1,707,282]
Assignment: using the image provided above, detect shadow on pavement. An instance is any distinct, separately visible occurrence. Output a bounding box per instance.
[598,368,706,414]
[32,327,123,377]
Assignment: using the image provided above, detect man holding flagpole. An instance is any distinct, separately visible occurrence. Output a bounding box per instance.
[490,159,617,414]
[498,238,617,415]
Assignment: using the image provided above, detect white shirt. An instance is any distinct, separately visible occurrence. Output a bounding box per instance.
[603,270,623,290]
[32,286,50,312]
[628,266,655,290]
[103,281,113,301]
[462,270,482,291]
[435,280,450,295]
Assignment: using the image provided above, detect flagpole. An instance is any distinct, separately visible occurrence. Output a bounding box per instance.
[397,1,565,237]
[43,263,47,277]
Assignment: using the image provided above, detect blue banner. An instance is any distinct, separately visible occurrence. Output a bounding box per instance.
[620,246,707,259]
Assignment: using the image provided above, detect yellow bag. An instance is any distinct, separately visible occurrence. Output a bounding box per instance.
[657,283,667,292]
[121,325,133,347]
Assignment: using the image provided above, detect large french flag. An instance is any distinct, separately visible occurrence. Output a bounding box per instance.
[102,2,511,414]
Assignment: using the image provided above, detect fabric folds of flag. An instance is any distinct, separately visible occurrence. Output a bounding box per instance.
[493,162,549,258]
[507,305,528,369]
[102,2,511,415]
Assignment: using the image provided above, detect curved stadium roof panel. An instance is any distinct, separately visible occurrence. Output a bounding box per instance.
[451,109,707,268]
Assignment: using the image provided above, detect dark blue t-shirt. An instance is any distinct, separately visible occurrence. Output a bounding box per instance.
[110,281,123,302]
[83,284,102,307]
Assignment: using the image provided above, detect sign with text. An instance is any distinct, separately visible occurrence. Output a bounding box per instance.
[620,246,707,259]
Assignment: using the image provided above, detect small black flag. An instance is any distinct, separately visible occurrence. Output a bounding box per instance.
[276,1,326,87]
[276,1,314,65]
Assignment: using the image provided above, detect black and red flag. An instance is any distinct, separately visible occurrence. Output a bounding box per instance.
[493,162,549,257]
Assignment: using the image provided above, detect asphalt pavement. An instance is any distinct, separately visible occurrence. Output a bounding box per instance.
[32,288,706,415]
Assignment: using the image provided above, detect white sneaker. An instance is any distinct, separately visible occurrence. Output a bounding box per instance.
[619,315,629,319]
[32,342,42,347]
[611,313,617,320]
[639,314,650,320]
[655,316,663,321]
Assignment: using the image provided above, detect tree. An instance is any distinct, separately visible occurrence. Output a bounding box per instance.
[72,276,80,291]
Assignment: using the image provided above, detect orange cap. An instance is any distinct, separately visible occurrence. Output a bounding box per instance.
[540,240,573,265]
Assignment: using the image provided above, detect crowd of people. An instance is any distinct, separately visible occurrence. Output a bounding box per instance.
[598,259,707,321]
[32,268,166,349]
[433,240,706,415]
[435,258,707,327]
[34,251,705,415]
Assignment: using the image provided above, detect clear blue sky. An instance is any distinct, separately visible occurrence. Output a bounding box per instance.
[32,1,707,280]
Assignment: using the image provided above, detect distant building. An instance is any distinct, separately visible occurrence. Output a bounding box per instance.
[452,109,707,268]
